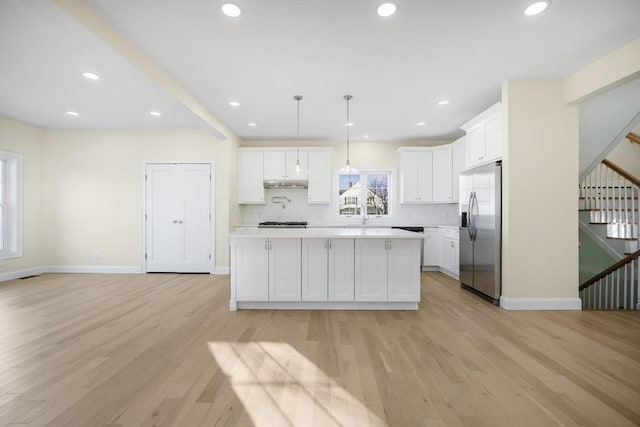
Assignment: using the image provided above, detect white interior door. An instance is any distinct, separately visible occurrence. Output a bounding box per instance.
[145,163,212,273]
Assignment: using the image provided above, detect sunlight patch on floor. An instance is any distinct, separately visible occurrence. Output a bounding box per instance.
[208,341,386,427]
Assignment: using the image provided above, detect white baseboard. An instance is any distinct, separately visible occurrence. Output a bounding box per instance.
[0,266,46,282]
[500,296,582,311]
[214,266,230,275]
[44,265,143,274]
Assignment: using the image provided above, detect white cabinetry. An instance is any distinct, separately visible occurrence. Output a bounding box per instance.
[307,151,331,204]
[355,239,420,302]
[238,151,265,204]
[433,146,453,202]
[399,150,433,203]
[461,102,502,168]
[423,227,439,266]
[233,238,301,302]
[451,136,466,202]
[264,151,308,181]
[301,238,354,301]
[440,228,459,278]
[398,146,456,204]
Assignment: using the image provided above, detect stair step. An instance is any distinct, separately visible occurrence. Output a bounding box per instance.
[606,223,639,239]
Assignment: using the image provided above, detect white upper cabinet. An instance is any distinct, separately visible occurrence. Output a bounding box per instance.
[307,151,331,204]
[264,151,308,181]
[398,146,455,204]
[451,136,466,202]
[461,102,502,168]
[238,150,265,204]
[399,150,433,203]
[433,146,453,202]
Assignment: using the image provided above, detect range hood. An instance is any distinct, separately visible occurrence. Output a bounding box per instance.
[263,179,308,189]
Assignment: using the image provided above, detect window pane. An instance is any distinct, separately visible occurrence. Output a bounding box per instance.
[339,174,361,215]
[0,206,4,251]
[0,160,4,204]
[366,174,388,215]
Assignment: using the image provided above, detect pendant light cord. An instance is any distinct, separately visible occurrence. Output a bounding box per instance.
[294,95,302,163]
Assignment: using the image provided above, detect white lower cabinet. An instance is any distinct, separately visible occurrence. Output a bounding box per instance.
[234,238,301,302]
[440,228,459,278]
[423,227,439,266]
[302,238,354,301]
[355,239,421,302]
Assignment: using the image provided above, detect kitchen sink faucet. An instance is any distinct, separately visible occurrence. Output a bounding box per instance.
[361,201,368,224]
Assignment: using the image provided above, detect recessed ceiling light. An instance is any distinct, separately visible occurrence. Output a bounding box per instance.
[82,72,100,80]
[66,111,79,116]
[363,135,370,139]
[416,122,426,126]
[229,101,240,107]
[150,111,161,117]
[524,1,549,16]
[437,100,450,106]
[346,122,354,127]
[248,122,257,127]
[221,3,241,17]
[377,2,397,17]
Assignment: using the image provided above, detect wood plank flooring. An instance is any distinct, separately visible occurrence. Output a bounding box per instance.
[0,272,639,426]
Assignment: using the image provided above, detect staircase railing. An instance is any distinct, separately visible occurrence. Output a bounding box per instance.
[626,132,640,145]
[579,250,639,310]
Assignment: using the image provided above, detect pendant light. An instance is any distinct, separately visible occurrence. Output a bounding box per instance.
[339,94,359,175]
[294,95,302,173]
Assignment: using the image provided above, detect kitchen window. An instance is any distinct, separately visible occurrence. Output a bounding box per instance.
[0,151,22,259]
[338,170,391,218]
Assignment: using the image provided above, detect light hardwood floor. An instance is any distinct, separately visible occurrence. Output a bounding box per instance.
[0,272,639,426]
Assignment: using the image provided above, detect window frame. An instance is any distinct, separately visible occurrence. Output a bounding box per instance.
[335,168,393,223]
[0,150,23,260]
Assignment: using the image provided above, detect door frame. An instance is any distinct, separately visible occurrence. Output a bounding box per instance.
[142,161,216,274]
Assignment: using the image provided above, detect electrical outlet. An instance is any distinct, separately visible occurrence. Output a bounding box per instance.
[94,252,101,261]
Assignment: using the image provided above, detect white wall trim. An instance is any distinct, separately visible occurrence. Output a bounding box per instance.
[500,296,582,310]
[214,266,230,275]
[44,266,143,274]
[0,266,45,282]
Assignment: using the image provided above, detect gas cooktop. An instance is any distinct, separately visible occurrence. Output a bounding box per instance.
[258,221,308,228]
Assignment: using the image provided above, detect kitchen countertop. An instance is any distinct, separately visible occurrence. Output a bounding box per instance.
[229,227,424,239]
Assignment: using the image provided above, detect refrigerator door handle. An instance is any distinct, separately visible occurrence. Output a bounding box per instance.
[471,192,479,241]
[467,191,474,240]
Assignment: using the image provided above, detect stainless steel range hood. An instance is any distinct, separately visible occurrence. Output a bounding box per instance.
[263,179,308,189]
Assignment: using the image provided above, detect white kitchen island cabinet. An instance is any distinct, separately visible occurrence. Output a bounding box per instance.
[229,228,422,310]
[301,238,355,301]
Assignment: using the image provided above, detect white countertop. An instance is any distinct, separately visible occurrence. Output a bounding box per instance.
[229,227,424,239]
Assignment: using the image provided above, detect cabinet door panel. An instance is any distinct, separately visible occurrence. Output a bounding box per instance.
[235,239,269,301]
[433,147,452,202]
[263,152,286,180]
[301,239,328,301]
[452,136,466,202]
[417,151,434,202]
[307,151,331,203]
[354,239,387,301]
[423,228,439,266]
[466,124,485,168]
[239,151,265,204]
[328,239,354,301]
[269,238,302,301]
[399,151,419,203]
[388,239,421,302]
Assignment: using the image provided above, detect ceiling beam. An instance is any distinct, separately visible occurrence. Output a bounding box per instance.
[51,0,237,142]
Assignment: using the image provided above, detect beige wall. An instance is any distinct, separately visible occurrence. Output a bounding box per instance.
[41,128,232,270]
[0,117,44,274]
[502,79,579,300]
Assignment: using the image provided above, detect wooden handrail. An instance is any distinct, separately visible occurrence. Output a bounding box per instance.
[601,159,640,188]
[579,249,640,291]
[626,132,640,145]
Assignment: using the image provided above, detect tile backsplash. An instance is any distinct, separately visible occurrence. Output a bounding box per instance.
[240,189,458,226]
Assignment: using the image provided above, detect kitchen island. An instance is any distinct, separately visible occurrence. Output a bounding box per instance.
[229,228,423,311]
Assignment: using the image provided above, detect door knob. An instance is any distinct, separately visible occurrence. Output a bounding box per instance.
[173,220,178,223]
[178,220,183,224]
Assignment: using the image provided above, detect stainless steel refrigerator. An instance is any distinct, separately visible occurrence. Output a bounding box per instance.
[459,161,501,305]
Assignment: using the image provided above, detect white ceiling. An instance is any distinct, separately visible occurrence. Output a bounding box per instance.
[1,0,639,142]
